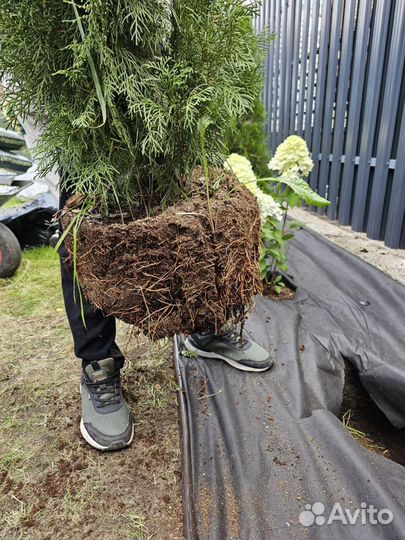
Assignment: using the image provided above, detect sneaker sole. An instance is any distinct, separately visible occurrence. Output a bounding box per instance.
[79,384,134,451]
[184,339,273,373]
[80,417,134,452]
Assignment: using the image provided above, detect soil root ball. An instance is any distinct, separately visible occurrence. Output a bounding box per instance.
[61,168,263,339]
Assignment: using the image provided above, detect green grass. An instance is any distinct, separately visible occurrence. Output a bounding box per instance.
[0,415,25,431]
[146,380,177,409]
[342,409,387,453]
[0,246,63,317]
[0,241,183,539]
[126,514,150,540]
[0,448,25,472]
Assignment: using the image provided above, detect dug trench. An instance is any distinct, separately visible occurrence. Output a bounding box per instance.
[262,277,403,465]
[339,359,405,466]
[265,280,404,465]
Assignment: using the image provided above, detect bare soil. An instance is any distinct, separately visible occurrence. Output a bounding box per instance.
[339,360,405,466]
[0,248,183,540]
[262,272,296,301]
[61,167,262,339]
[264,285,295,301]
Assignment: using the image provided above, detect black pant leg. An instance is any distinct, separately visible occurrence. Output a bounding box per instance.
[59,187,124,369]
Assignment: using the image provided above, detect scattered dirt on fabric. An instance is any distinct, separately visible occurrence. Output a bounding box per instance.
[61,167,262,339]
[339,360,405,466]
[226,488,241,540]
[198,484,214,537]
[197,479,240,540]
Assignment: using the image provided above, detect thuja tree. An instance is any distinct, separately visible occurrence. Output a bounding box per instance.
[0,0,266,214]
[225,19,273,178]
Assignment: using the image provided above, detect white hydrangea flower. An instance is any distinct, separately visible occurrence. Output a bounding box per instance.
[268,135,314,177]
[258,192,284,221]
[224,153,283,222]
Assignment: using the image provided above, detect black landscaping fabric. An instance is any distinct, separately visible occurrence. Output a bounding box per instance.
[174,227,405,540]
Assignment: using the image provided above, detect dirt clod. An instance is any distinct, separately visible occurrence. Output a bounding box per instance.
[62,167,262,339]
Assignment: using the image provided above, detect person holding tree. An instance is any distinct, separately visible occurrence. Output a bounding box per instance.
[1,0,273,452]
[59,181,272,450]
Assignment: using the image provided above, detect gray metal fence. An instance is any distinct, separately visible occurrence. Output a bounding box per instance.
[255,0,405,248]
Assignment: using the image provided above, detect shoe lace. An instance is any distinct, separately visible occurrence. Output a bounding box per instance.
[221,325,248,348]
[87,372,121,408]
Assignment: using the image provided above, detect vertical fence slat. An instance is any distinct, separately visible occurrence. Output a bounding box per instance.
[385,103,405,248]
[309,0,332,191]
[263,0,271,132]
[289,0,302,133]
[338,0,374,226]
[351,0,392,231]
[367,1,405,239]
[270,0,282,150]
[317,0,345,209]
[278,0,288,146]
[254,4,260,33]
[297,1,311,136]
[266,0,276,137]
[327,0,357,220]
[260,1,265,31]
[282,0,295,141]
[304,0,321,146]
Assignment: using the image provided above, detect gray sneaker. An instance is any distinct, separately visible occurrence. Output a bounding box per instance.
[80,358,134,451]
[184,326,273,372]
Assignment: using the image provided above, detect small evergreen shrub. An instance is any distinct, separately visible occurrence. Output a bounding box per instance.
[226,98,272,178]
[0,1,271,335]
[0,0,267,214]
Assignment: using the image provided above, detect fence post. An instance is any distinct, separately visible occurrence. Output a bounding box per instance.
[385,105,405,248]
[351,0,392,232]
[309,0,332,193]
[317,0,344,210]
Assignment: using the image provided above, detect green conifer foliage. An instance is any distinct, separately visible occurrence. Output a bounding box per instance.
[227,98,272,178]
[225,18,273,178]
[0,0,266,214]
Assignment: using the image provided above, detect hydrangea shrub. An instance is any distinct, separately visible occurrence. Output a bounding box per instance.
[224,153,283,221]
[227,137,329,293]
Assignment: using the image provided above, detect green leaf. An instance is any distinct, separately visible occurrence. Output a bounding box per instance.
[259,258,269,279]
[260,176,330,207]
[288,220,303,229]
[274,282,284,294]
[286,193,302,209]
[265,248,280,259]
[282,233,295,241]
[54,216,77,253]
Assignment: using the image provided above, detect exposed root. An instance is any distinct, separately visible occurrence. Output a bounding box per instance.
[61,167,262,339]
